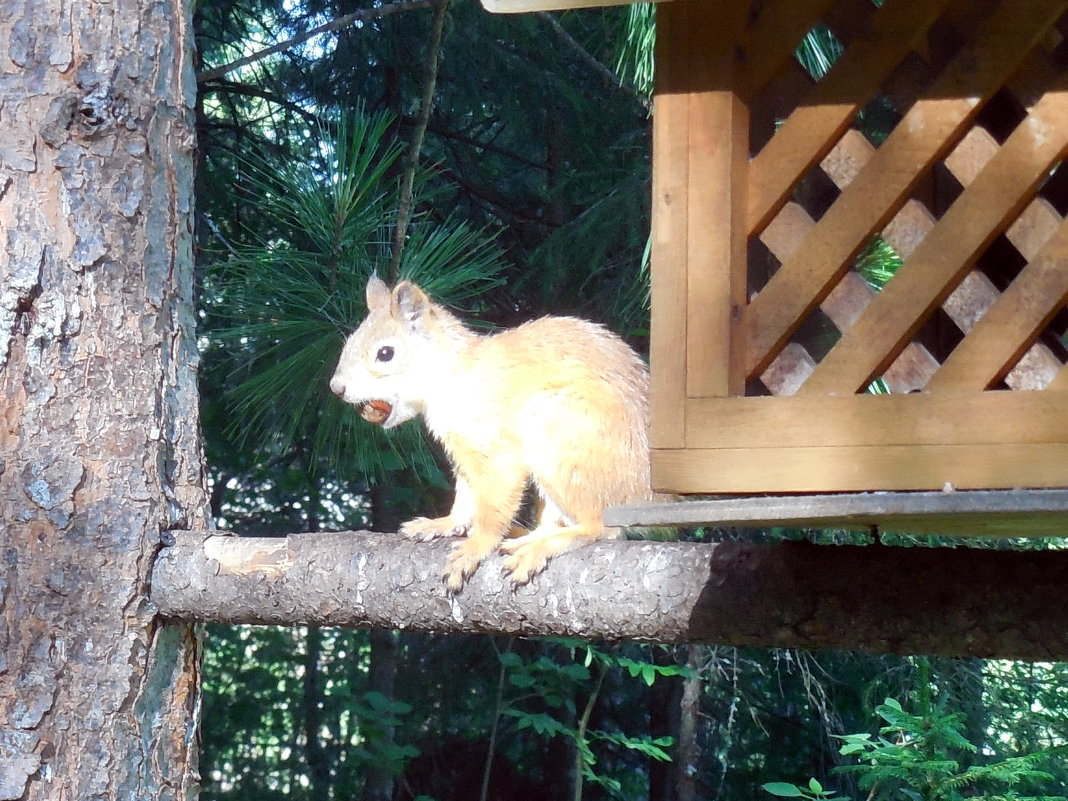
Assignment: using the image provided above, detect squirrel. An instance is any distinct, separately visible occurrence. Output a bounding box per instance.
[330,277,653,590]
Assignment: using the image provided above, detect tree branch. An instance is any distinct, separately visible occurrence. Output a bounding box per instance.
[196,0,443,84]
[152,531,1068,660]
[535,11,650,111]
[389,0,451,281]
[201,80,324,127]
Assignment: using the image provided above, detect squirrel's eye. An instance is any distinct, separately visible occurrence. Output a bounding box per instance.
[376,345,395,362]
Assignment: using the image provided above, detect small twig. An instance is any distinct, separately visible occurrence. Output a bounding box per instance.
[481,638,512,801]
[198,212,240,257]
[388,0,451,282]
[197,0,441,84]
[573,660,609,801]
[203,80,323,127]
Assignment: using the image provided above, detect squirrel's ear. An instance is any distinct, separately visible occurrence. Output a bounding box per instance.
[366,276,390,311]
[392,281,430,327]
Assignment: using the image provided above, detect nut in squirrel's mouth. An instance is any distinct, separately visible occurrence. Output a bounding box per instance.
[359,400,393,426]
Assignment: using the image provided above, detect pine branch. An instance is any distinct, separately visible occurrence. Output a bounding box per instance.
[198,212,240,257]
[535,11,650,111]
[202,80,323,127]
[196,0,442,84]
[389,0,451,282]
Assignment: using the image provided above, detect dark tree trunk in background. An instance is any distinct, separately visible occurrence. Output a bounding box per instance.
[304,625,331,801]
[649,647,684,801]
[0,0,207,797]
[363,628,401,801]
[940,656,989,763]
[362,485,405,801]
[302,478,331,801]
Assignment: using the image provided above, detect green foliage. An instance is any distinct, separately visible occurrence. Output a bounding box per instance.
[835,696,1066,801]
[201,620,1068,801]
[615,2,655,97]
[856,236,903,290]
[202,110,505,482]
[496,640,678,799]
[796,26,843,81]
[200,625,377,799]
[764,777,849,801]
[348,690,419,772]
[764,689,1068,801]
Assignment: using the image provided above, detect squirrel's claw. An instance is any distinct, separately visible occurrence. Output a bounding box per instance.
[443,538,492,591]
[500,544,549,585]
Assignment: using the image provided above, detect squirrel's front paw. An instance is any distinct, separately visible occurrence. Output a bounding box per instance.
[400,516,470,542]
[500,541,551,585]
[443,538,493,591]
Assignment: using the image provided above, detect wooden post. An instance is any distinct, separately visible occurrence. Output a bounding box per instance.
[650,0,749,462]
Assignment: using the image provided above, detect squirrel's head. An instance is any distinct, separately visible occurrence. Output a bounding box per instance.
[329,277,451,429]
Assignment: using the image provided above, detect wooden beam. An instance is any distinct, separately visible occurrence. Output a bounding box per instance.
[651,442,1068,493]
[648,0,690,447]
[683,0,749,399]
[607,489,1068,535]
[684,391,1068,450]
[153,530,1068,660]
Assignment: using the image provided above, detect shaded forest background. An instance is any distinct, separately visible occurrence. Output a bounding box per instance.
[191,0,1068,799]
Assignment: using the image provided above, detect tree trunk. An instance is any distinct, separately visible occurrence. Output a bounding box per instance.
[301,473,330,801]
[362,628,401,801]
[155,531,1068,660]
[0,0,206,797]
[304,626,331,801]
[358,484,407,801]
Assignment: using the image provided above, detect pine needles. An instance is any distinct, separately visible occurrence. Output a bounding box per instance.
[201,110,505,482]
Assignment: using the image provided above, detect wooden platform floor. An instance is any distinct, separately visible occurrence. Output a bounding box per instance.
[606,489,1068,537]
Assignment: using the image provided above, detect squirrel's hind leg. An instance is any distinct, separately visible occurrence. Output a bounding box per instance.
[499,494,617,584]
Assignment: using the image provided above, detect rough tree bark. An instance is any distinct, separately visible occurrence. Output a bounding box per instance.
[155,531,1068,661]
[0,0,206,797]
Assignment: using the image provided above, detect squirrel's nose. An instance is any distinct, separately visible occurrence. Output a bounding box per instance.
[329,376,346,397]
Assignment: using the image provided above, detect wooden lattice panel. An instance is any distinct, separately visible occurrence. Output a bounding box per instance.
[651,0,1068,494]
